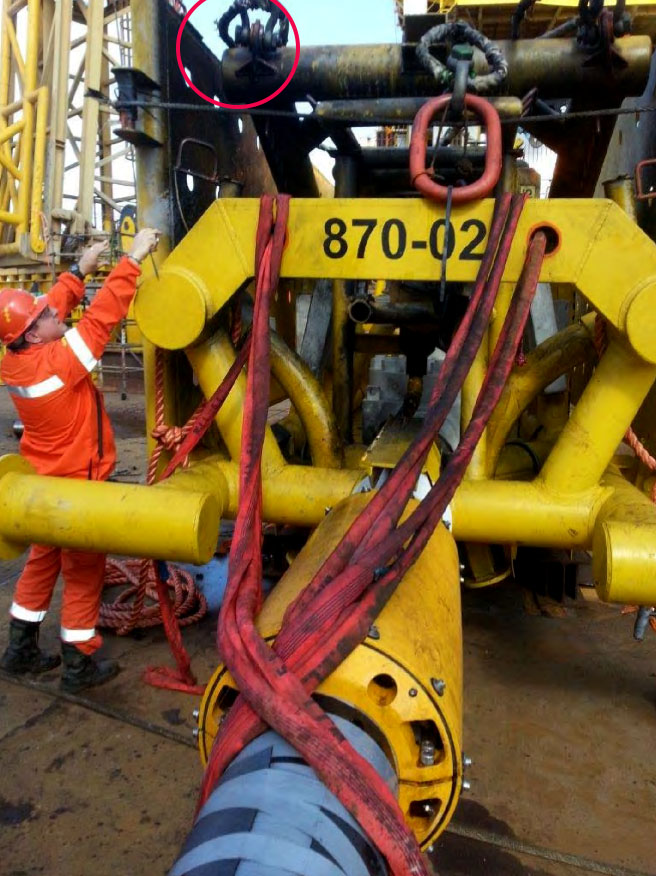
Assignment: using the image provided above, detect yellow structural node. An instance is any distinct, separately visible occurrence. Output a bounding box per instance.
[198,493,463,849]
[4,196,656,607]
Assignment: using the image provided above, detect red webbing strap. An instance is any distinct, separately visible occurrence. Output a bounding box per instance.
[198,193,544,875]
[204,195,429,874]
[138,331,252,693]
[159,334,252,481]
[139,337,255,694]
[143,561,207,695]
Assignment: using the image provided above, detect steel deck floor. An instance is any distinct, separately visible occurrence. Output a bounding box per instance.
[1,389,654,876]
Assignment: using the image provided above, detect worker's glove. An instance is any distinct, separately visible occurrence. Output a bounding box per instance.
[129,228,161,264]
[78,240,109,276]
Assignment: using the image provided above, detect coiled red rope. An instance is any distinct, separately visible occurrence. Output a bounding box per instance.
[100,559,206,633]
[197,192,546,875]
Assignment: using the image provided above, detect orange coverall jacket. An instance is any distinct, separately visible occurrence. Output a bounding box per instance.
[1,257,141,480]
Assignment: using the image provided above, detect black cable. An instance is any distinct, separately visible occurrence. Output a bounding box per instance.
[504,440,542,474]
[102,97,656,127]
[511,0,540,40]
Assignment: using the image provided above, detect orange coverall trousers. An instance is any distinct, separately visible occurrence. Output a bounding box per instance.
[12,546,106,655]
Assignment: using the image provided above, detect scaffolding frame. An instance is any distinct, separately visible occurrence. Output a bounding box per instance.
[0,0,136,273]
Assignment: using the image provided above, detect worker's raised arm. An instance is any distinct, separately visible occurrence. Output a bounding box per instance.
[46,241,109,319]
[53,229,160,384]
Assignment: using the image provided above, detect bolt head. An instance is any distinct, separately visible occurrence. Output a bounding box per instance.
[192,709,199,720]
[463,755,473,768]
[420,740,436,766]
[431,678,446,697]
[462,779,471,792]
[368,625,380,640]
[192,728,199,739]
[409,688,418,698]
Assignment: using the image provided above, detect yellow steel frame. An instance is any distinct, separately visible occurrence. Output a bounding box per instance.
[135,198,656,364]
[2,196,656,607]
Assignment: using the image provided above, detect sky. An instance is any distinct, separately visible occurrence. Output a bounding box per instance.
[190,0,402,54]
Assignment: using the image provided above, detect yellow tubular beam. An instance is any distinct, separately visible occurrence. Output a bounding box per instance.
[0,0,10,109]
[2,447,655,602]
[14,0,39,235]
[0,146,21,178]
[451,478,609,547]
[269,332,343,469]
[4,13,25,83]
[539,336,656,493]
[215,460,362,526]
[0,456,225,564]
[29,86,47,254]
[186,331,286,475]
[0,118,25,145]
[486,322,596,475]
[0,453,361,560]
[593,469,656,605]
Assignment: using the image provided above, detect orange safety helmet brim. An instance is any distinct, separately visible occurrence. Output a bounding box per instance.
[0,289,49,345]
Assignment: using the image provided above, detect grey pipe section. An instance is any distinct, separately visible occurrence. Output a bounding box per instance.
[170,715,394,876]
[314,96,523,126]
[349,296,438,325]
[358,146,487,169]
[221,38,652,103]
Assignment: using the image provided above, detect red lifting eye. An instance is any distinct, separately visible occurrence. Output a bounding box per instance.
[409,94,503,205]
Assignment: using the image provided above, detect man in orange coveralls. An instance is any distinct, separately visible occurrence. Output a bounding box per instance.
[0,228,159,692]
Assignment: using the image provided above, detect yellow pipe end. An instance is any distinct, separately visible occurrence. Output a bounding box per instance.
[135,267,209,350]
[593,517,656,604]
[625,282,656,365]
[0,456,224,565]
[0,454,35,559]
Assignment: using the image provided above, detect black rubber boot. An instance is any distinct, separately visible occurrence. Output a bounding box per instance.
[60,643,119,693]
[0,618,61,675]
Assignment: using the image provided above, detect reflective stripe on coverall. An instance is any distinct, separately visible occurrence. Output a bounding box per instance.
[1,257,141,652]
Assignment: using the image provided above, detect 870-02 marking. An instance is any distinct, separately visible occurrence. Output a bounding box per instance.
[323,217,487,262]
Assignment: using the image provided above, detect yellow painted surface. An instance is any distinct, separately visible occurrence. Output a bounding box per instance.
[0,454,223,564]
[593,469,656,604]
[136,199,656,364]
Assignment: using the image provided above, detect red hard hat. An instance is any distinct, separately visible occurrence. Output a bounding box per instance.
[0,288,49,345]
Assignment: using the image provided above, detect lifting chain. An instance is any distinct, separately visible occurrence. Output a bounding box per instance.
[416,21,508,96]
[577,0,631,51]
[216,0,289,52]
